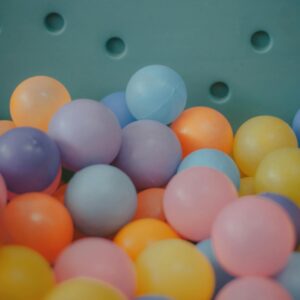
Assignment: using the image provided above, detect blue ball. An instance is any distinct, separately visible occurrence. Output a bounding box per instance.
[177,149,240,189]
[276,252,300,299]
[65,164,137,236]
[292,109,300,146]
[135,297,173,300]
[196,239,234,295]
[102,91,136,128]
[126,65,187,125]
[261,193,300,245]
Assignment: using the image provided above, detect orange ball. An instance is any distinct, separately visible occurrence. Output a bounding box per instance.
[3,193,74,262]
[0,120,15,136]
[10,76,71,132]
[134,188,166,221]
[53,183,67,204]
[171,107,233,157]
[114,218,179,260]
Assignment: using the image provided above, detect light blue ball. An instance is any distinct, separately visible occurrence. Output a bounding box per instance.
[292,109,300,146]
[65,164,137,236]
[102,91,136,128]
[196,239,234,295]
[177,149,240,189]
[126,65,187,125]
[276,252,300,299]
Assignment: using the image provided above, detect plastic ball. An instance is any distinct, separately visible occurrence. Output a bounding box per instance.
[276,252,300,299]
[135,239,215,300]
[0,120,15,135]
[10,76,71,131]
[0,127,60,194]
[292,109,300,145]
[171,107,233,157]
[0,245,54,300]
[164,167,238,241]
[66,164,137,236]
[102,91,136,127]
[54,237,136,299]
[178,149,240,188]
[216,277,292,300]
[114,218,179,260]
[255,148,300,206]
[0,174,7,210]
[134,188,166,221]
[239,177,255,196]
[136,297,173,300]
[126,65,187,125]
[53,183,67,204]
[197,239,234,295]
[212,196,295,277]
[48,99,121,171]
[3,193,73,262]
[114,120,182,190]
[44,278,127,300]
[233,116,297,176]
[261,193,300,245]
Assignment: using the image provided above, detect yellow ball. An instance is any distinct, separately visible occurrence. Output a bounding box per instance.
[44,278,126,300]
[233,116,297,176]
[239,177,256,196]
[135,239,215,300]
[10,76,71,132]
[0,245,54,300]
[255,148,300,206]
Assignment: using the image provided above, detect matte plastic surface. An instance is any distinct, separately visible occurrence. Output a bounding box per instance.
[1,0,300,128]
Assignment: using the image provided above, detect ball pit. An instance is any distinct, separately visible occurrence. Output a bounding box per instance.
[0,64,299,300]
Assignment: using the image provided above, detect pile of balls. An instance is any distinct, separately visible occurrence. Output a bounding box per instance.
[0,65,300,300]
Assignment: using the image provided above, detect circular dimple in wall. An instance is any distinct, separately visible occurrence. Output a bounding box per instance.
[210,81,230,103]
[44,12,65,33]
[105,37,126,58]
[251,30,272,53]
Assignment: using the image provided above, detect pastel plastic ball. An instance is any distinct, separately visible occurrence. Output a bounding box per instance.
[0,245,55,300]
[44,278,127,300]
[0,127,61,194]
[3,193,74,262]
[48,99,121,171]
[134,188,166,221]
[212,196,295,277]
[54,237,136,299]
[277,252,300,299]
[171,107,233,157]
[197,239,234,295]
[0,120,15,135]
[255,148,300,206]
[233,116,297,176]
[102,91,136,127]
[114,120,182,190]
[10,76,71,131]
[261,193,300,245]
[239,177,255,196]
[126,65,187,125]
[114,218,179,260]
[292,109,300,145]
[216,277,292,300]
[135,239,215,300]
[164,167,238,241]
[66,164,137,237]
[178,149,240,188]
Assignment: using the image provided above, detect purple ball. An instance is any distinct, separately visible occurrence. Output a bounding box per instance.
[0,127,60,193]
[48,99,122,171]
[114,120,182,190]
[261,192,300,245]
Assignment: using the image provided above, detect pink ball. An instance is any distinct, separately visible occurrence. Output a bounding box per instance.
[0,174,7,211]
[212,196,295,277]
[216,277,292,300]
[54,237,136,299]
[164,167,238,241]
